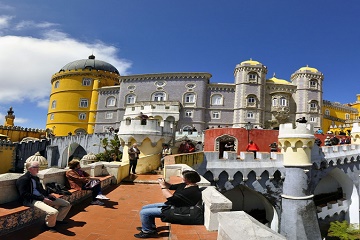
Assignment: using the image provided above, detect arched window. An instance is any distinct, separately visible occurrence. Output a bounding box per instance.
[272,98,278,106]
[106,96,116,106]
[152,92,166,101]
[345,113,350,120]
[184,93,196,103]
[309,79,317,88]
[247,111,254,119]
[248,72,258,82]
[185,110,193,118]
[51,100,56,109]
[126,94,136,104]
[79,99,88,108]
[126,117,131,125]
[54,81,60,89]
[325,109,330,115]
[50,113,54,120]
[309,100,318,111]
[82,78,92,86]
[247,95,256,107]
[280,97,287,106]
[211,94,223,105]
[79,113,86,120]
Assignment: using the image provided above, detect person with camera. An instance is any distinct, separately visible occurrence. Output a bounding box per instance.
[16,162,71,233]
[134,170,202,238]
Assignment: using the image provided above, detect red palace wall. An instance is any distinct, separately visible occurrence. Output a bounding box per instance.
[203,127,343,154]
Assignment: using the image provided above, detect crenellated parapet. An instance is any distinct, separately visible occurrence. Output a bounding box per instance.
[278,123,315,166]
[350,122,360,144]
[0,125,45,133]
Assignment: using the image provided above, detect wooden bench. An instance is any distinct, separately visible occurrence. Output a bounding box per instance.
[0,175,113,236]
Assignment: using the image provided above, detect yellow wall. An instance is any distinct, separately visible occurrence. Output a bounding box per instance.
[0,145,15,173]
[46,69,119,136]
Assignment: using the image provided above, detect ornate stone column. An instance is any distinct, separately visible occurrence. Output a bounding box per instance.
[278,123,321,240]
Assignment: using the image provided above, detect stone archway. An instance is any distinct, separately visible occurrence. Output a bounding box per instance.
[314,168,359,235]
[61,143,87,168]
[215,134,237,158]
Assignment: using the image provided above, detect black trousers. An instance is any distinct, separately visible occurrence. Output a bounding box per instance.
[129,159,138,174]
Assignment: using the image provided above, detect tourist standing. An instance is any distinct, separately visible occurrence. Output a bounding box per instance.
[128,143,141,174]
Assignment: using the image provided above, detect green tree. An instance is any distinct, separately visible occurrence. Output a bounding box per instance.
[328,221,360,240]
[95,135,122,162]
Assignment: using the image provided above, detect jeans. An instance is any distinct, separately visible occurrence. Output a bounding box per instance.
[139,203,166,232]
[82,183,102,201]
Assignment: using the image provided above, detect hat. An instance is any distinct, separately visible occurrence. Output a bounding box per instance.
[326,136,330,139]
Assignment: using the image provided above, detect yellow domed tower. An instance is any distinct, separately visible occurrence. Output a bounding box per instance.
[46,55,120,136]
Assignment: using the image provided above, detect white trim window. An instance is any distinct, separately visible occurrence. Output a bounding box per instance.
[247,111,254,119]
[79,113,86,120]
[106,96,116,106]
[79,99,88,108]
[51,100,56,109]
[185,110,193,118]
[211,94,223,105]
[248,72,258,82]
[272,98,278,106]
[310,117,316,122]
[54,81,60,89]
[153,92,166,101]
[280,97,287,106]
[126,94,136,104]
[105,112,113,119]
[309,80,317,88]
[345,113,350,120]
[184,93,196,103]
[82,78,92,86]
[212,111,220,119]
[50,113,54,120]
[325,109,330,115]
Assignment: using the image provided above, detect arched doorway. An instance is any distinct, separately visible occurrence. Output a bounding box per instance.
[215,134,237,158]
[61,143,87,168]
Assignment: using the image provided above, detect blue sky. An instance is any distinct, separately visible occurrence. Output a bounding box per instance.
[0,0,359,129]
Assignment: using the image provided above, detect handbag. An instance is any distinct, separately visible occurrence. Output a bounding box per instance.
[84,179,100,189]
[160,194,204,225]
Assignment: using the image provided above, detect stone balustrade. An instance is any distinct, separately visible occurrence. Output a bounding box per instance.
[317,198,349,219]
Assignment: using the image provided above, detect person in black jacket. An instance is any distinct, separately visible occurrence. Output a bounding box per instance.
[134,170,202,238]
[16,162,71,232]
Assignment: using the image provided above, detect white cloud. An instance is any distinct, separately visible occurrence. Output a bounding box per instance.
[15,20,58,30]
[14,117,28,124]
[0,30,132,109]
[0,15,13,29]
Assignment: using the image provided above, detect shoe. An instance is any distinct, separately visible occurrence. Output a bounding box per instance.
[134,231,158,238]
[46,226,57,233]
[136,227,157,232]
[96,194,110,200]
[91,200,104,205]
[56,220,68,224]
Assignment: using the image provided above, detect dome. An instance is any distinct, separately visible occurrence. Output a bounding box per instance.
[298,66,318,73]
[24,152,48,172]
[240,59,262,66]
[80,152,98,165]
[59,55,119,74]
[267,74,291,85]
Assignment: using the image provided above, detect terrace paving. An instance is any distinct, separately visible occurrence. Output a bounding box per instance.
[2,174,218,240]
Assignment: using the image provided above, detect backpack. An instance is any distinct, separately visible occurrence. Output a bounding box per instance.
[46,182,72,195]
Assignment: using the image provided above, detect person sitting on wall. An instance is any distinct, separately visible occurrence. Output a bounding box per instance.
[178,140,189,153]
[296,117,307,123]
[324,136,332,146]
[246,140,259,158]
[224,142,234,151]
[66,159,109,205]
[134,170,202,238]
[16,162,72,232]
[269,142,278,152]
[330,136,339,145]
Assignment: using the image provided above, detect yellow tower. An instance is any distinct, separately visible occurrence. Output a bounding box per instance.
[46,55,120,136]
[4,107,15,127]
